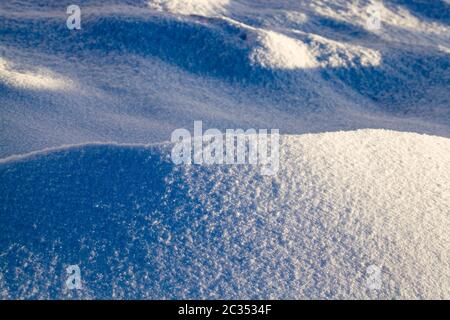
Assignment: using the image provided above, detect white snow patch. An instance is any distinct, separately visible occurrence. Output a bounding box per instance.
[148,0,229,16]
[438,45,450,54]
[175,129,450,298]
[0,58,73,91]
[307,33,382,68]
[251,31,318,70]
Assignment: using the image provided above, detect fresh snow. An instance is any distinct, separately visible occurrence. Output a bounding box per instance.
[149,0,230,16]
[250,30,318,70]
[0,130,449,299]
[0,58,74,91]
[0,0,449,299]
[1,0,449,156]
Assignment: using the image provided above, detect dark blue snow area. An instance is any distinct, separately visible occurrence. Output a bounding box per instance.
[0,145,173,298]
[0,144,306,299]
[0,144,295,299]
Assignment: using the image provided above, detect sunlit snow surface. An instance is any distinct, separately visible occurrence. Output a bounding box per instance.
[0,0,449,299]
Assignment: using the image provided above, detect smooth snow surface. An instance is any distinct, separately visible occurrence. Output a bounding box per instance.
[0,130,449,299]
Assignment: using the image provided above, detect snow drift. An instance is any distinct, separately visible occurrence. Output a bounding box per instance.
[1,0,449,157]
[1,0,449,300]
[1,130,449,299]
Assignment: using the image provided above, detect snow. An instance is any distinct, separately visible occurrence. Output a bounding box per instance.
[0,0,449,299]
[0,130,449,299]
[148,0,230,16]
[250,30,318,70]
[0,58,74,91]
[1,0,449,159]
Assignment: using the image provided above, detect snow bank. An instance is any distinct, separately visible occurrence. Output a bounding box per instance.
[1,130,448,299]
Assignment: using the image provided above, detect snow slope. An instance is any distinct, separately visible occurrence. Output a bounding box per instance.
[0,130,449,299]
[0,0,449,300]
[1,0,449,157]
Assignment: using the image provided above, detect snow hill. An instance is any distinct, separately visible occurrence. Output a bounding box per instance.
[1,0,449,157]
[0,130,449,299]
[0,0,449,299]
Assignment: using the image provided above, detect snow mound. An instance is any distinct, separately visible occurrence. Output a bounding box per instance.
[250,31,317,70]
[1,130,449,299]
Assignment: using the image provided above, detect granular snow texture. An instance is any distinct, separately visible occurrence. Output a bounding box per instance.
[0,130,448,299]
